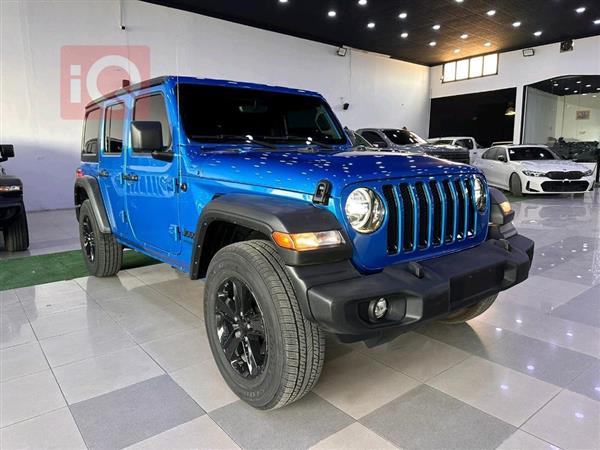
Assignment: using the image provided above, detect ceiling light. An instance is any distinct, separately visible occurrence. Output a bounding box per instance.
[512,21,521,27]
[553,83,559,87]
[455,0,464,2]
[583,93,588,96]
[328,10,336,17]
[487,9,496,16]
[453,48,461,53]
[399,12,407,19]
[367,22,375,28]
[432,24,441,30]
[484,41,492,47]
[565,87,570,90]
[574,90,578,93]
[400,32,408,38]
[575,7,586,13]
[533,30,542,36]
[279,0,288,3]
[358,0,367,5]
[597,87,600,90]
[429,41,437,47]
[594,19,600,25]
[460,33,469,39]
[586,84,592,87]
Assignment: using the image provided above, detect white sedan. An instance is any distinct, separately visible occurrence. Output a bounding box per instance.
[472,144,596,196]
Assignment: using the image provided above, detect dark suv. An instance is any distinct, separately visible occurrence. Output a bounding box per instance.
[0,145,29,252]
[75,76,534,410]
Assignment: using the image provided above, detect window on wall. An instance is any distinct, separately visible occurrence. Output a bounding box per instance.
[442,53,498,83]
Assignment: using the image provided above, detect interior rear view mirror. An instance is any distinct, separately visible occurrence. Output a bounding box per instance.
[0,144,15,162]
[131,121,163,153]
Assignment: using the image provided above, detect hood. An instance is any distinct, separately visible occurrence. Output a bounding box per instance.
[517,160,589,172]
[185,147,478,197]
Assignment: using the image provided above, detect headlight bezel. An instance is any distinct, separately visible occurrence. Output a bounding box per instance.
[345,187,385,234]
[582,169,593,177]
[522,170,547,177]
[472,175,488,212]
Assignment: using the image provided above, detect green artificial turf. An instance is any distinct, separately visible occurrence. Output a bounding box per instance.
[0,249,159,291]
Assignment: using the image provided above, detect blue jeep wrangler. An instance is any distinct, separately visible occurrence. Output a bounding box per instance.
[75,76,534,410]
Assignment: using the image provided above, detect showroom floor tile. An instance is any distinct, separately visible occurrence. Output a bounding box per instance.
[0,192,599,449]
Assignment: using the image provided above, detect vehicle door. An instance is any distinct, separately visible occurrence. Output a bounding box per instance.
[125,90,181,256]
[361,131,388,149]
[497,148,515,189]
[487,147,510,188]
[476,148,497,184]
[97,101,131,240]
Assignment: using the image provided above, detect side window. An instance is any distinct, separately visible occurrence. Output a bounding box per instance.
[133,94,172,151]
[361,131,387,148]
[456,139,473,149]
[497,148,508,161]
[104,103,125,154]
[482,148,497,160]
[82,108,101,161]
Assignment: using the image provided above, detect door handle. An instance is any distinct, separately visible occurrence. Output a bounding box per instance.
[98,170,109,178]
[123,173,139,182]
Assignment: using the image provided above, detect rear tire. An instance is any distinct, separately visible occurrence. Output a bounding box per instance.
[204,240,325,410]
[509,173,523,197]
[78,199,122,277]
[4,207,29,252]
[440,294,498,324]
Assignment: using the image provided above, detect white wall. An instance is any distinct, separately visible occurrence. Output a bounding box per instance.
[0,0,430,211]
[561,95,600,142]
[430,35,600,143]
[522,88,561,144]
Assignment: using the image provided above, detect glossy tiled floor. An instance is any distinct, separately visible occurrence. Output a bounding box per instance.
[1,192,599,450]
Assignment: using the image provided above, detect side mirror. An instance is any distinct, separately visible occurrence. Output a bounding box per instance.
[0,144,15,162]
[131,121,163,153]
[497,155,507,162]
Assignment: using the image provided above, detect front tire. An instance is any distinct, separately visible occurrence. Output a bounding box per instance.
[78,199,122,277]
[3,207,29,252]
[440,294,498,324]
[204,240,325,410]
[509,173,523,197]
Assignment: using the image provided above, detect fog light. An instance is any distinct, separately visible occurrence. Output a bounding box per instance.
[369,298,388,321]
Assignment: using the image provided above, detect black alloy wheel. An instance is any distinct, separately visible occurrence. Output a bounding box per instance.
[215,278,267,379]
[81,216,96,262]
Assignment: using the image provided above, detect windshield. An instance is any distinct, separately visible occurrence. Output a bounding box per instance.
[508,147,557,161]
[177,84,347,146]
[383,129,428,145]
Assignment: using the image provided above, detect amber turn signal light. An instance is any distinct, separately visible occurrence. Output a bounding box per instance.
[272,231,344,251]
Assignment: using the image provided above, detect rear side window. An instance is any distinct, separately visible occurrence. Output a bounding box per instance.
[456,139,473,149]
[104,103,125,154]
[81,108,101,162]
[133,94,171,150]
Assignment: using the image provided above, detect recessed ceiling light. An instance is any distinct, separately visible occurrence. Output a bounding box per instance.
[279,0,288,3]
[586,84,592,87]
[597,87,600,90]
[512,21,521,27]
[367,22,375,28]
[453,48,461,53]
[358,0,367,5]
[484,42,492,47]
[432,24,441,30]
[594,19,600,25]
[577,80,582,84]
[553,83,559,87]
[575,7,586,13]
[460,33,469,39]
[565,87,570,90]
[455,0,464,3]
[534,30,542,36]
[429,41,437,47]
[487,9,496,16]
[400,32,408,38]
[574,90,578,93]
[328,10,336,17]
[399,12,407,19]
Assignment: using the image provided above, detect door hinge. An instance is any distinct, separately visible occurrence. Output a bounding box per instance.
[169,224,181,241]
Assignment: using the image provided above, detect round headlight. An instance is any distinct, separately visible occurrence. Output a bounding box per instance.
[345,188,385,233]
[473,176,487,212]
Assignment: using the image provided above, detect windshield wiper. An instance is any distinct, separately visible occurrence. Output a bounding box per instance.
[263,135,333,149]
[190,134,277,149]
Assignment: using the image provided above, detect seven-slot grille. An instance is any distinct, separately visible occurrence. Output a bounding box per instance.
[382,176,478,255]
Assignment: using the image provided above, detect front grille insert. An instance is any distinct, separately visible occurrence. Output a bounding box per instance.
[384,176,479,255]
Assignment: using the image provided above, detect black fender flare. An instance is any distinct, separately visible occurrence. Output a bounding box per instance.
[190,193,352,280]
[74,176,111,234]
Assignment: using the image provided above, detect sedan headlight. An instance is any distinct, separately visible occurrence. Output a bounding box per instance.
[472,176,487,212]
[345,188,385,233]
[522,170,547,177]
[582,169,593,177]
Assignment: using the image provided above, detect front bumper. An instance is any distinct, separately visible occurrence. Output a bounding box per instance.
[524,175,594,194]
[290,233,533,344]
